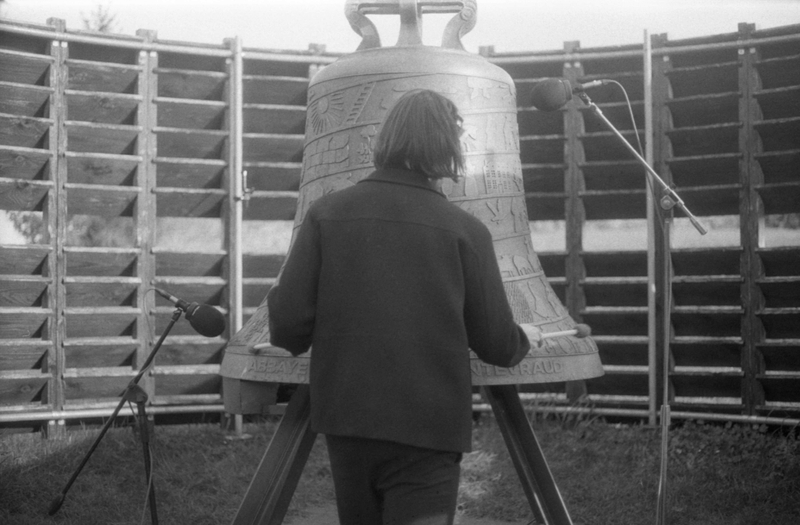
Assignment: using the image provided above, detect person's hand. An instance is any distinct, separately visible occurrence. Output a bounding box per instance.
[520,323,543,347]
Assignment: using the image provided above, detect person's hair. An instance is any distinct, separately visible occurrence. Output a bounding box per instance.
[372,90,465,181]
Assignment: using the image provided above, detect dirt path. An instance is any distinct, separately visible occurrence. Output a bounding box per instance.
[285,503,531,525]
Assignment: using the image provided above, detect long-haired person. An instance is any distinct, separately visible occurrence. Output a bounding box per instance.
[268,89,539,524]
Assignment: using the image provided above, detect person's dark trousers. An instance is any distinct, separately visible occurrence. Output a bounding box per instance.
[324,434,462,525]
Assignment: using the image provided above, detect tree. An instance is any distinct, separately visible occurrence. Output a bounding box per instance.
[81,4,119,33]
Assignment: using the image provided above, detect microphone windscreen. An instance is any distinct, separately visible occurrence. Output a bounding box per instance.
[530,78,572,111]
[187,304,226,337]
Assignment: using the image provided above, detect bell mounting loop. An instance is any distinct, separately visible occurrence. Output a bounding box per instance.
[345,0,477,50]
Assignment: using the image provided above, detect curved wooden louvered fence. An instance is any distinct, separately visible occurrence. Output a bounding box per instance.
[1,18,799,434]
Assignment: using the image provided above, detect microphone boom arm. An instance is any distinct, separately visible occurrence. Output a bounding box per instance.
[577,92,707,235]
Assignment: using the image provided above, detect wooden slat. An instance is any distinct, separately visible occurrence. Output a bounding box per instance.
[671,247,742,276]
[63,342,137,368]
[155,251,226,277]
[65,247,138,276]
[64,312,137,338]
[152,373,222,397]
[583,281,647,307]
[65,152,139,186]
[0,114,51,149]
[0,82,51,117]
[0,342,49,371]
[65,184,140,217]
[580,307,649,336]
[242,75,307,105]
[524,194,566,221]
[63,375,131,401]
[243,134,304,163]
[755,149,800,184]
[0,178,50,211]
[753,85,800,120]
[151,279,225,306]
[242,104,306,134]
[64,281,138,307]
[150,341,226,366]
[0,244,50,276]
[66,122,139,155]
[758,376,800,403]
[666,123,740,157]
[242,162,301,191]
[664,61,739,97]
[759,311,800,340]
[758,277,800,308]
[755,182,800,215]
[595,339,648,367]
[580,131,646,162]
[0,376,49,405]
[156,97,227,130]
[666,92,739,127]
[580,189,647,220]
[754,116,800,152]
[671,340,742,368]
[242,192,298,221]
[519,136,564,164]
[0,50,52,85]
[0,311,49,339]
[154,187,226,217]
[583,250,648,277]
[66,90,140,124]
[154,157,226,188]
[156,127,228,159]
[67,60,139,94]
[0,277,47,307]
[667,153,741,186]
[671,310,742,338]
[0,145,51,180]
[758,342,800,372]
[156,68,227,101]
[757,246,800,276]
[754,52,800,89]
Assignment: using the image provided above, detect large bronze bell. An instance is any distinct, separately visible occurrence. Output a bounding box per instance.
[220,0,603,412]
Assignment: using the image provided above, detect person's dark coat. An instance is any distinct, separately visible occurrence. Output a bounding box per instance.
[267,167,530,453]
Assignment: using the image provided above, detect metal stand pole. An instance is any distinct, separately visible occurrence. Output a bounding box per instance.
[48,308,183,522]
[231,384,572,525]
[231,385,316,525]
[129,384,159,525]
[482,385,573,525]
[576,91,683,524]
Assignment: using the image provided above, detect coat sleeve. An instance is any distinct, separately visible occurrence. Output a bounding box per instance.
[266,210,321,356]
[461,225,530,368]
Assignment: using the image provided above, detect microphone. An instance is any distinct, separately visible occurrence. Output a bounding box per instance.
[529,78,606,111]
[154,288,225,337]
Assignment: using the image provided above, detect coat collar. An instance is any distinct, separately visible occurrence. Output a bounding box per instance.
[359,168,446,198]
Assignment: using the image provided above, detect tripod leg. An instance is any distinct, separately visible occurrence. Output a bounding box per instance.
[232,384,317,525]
[482,385,573,525]
[130,386,158,525]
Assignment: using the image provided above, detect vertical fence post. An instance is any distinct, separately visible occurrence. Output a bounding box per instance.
[562,41,588,403]
[226,35,245,435]
[737,23,766,416]
[643,30,657,426]
[46,17,68,439]
[136,29,159,417]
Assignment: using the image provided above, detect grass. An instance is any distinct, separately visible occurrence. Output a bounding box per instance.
[1,410,799,525]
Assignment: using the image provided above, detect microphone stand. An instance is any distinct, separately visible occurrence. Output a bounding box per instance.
[576,91,707,235]
[575,91,700,525]
[48,307,185,524]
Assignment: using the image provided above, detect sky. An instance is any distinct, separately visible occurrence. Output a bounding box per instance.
[2,0,799,54]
